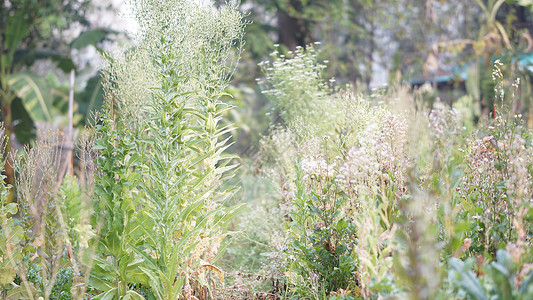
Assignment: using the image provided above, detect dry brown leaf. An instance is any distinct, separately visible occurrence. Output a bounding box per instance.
[199,259,224,284]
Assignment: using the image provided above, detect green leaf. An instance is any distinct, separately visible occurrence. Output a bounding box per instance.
[336,219,348,232]
[449,257,488,300]
[0,266,16,286]
[123,291,146,300]
[6,223,24,245]
[6,72,53,122]
[490,252,513,300]
[520,270,533,294]
[91,287,118,300]
[130,247,159,272]
[18,49,75,72]
[77,74,105,124]
[52,55,76,72]
[71,28,118,49]
[4,12,30,67]
[13,49,75,72]
[11,97,36,145]
[496,249,515,273]
[5,203,18,215]
[6,281,38,299]
[89,257,118,291]
[138,266,164,299]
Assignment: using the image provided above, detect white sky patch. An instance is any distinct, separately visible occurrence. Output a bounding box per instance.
[117,0,139,37]
[119,0,214,37]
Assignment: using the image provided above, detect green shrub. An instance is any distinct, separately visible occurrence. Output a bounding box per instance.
[284,160,358,298]
[448,249,533,300]
[255,45,533,300]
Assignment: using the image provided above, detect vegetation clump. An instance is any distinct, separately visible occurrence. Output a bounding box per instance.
[0,1,533,300]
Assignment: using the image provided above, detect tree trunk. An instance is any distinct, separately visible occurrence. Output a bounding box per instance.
[277,10,309,51]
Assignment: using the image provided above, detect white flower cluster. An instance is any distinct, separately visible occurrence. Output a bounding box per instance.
[337,147,380,197]
[259,45,339,137]
[505,135,533,203]
[337,112,409,196]
[428,101,460,140]
[378,112,409,172]
[300,155,335,181]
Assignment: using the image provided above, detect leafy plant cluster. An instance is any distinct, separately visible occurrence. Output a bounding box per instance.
[284,160,358,298]
[0,0,245,299]
[1,1,533,299]
[0,127,95,299]
[247,45,533,299]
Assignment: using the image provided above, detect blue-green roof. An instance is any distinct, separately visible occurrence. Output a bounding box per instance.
[410,51,533,85]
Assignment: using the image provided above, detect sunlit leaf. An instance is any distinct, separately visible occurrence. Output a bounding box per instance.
[7,72,53,122]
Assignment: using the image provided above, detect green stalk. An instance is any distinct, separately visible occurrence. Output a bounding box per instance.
[122,279,127,297]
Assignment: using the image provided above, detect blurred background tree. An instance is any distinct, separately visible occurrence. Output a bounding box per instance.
[218,0,533,157]
[0,0,125,198]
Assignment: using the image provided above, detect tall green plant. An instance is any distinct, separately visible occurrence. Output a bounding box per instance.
[285,159,359,298]
[90,111,147,299]
[260,45,337,138]
[92,0,245,299]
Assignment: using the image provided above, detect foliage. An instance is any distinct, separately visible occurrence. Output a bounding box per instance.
[259,44,337,138]
[4,1,533,300]
[448,249,533,300]
[0,0,99,135]
[249,43,533,300]
[90,0,246,299]
[0,125,97,299]
[284,161,359,298]
[91,114,144,299]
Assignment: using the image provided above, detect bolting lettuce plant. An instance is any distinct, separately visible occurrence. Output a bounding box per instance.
[91,0,245,299]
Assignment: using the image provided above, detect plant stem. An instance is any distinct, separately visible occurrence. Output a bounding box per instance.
[115,256,120,300]
[122,280,127,297]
